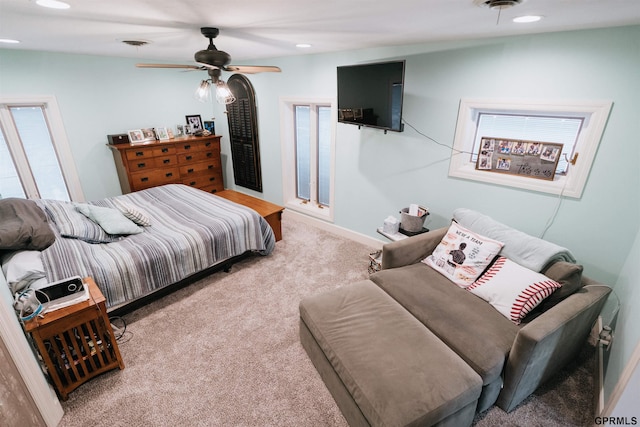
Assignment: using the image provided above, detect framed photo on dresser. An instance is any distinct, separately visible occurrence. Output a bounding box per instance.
[185,115,203,132]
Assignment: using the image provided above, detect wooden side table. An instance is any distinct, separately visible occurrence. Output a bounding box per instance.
[23,277,124,400]
[216,189,284,241]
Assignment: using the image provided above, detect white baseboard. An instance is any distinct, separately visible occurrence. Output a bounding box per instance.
[283,210,385,250]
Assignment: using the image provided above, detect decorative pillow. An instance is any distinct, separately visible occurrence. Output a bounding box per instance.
[112,199,151,227]
[75,203,143,235]
[0,198,55,251]
[539,261,584,309]
[42,201,122,243]
[467,256,561,324]
[423,221,504,288]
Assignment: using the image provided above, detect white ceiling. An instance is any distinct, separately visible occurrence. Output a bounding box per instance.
[1,0,640,65]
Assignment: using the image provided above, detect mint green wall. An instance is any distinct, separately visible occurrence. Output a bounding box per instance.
[0,24,639,413]
[604,227,640,410]
[0,50,216,200]
[1,26,637,284]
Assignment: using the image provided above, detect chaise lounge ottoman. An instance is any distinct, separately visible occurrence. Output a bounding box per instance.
[299,280,482,427]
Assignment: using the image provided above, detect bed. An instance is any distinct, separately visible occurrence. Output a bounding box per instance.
[1,184,275,312]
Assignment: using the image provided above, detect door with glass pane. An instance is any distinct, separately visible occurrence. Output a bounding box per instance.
[0,103,73,201]
[294,104,331,208]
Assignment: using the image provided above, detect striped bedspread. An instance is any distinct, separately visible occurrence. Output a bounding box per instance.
[37,184,275,309]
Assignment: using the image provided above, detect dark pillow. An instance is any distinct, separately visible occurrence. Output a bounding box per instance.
[540,261,584,309]
[0,198,56,250]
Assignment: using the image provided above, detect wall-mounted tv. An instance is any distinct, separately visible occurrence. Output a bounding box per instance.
[337,60,406,132]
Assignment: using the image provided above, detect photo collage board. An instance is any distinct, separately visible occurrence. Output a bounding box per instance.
[475,137,563,181]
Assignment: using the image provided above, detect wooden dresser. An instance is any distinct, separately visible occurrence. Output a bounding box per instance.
[108,135,224,194]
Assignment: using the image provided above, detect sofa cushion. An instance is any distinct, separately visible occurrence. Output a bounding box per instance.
[467,257,561,324]
[370,263,518,385]
[423,221,504,288]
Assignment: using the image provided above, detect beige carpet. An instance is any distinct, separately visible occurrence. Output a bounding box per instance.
[58,215,594,426]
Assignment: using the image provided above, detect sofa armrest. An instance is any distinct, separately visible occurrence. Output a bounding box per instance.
[381,227,448,270]
[496,280,611,412]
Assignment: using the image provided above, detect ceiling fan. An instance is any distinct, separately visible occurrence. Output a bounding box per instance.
[136,27,281,104]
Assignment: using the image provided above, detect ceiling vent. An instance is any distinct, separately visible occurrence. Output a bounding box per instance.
[122,40,149,47]
[474,0,523,9]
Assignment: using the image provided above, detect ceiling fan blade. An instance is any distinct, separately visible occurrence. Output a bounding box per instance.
[224,65,282,74]
[136,63,203,70]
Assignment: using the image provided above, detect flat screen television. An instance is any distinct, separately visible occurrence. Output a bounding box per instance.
[337,60,405,132]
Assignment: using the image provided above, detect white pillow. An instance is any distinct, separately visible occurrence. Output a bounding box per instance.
[423,221,504,288]
[2,250,46,294]
[467,256,561,324]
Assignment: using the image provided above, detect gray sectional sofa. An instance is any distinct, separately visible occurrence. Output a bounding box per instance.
[300,215,611,427]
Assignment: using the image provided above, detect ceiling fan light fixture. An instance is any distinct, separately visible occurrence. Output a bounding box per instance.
[215,80,236,105]
[195,80,212,103]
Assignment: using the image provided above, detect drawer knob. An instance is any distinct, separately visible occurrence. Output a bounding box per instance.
[166,172,173,177]
[209,177,216,182]
[205,142,211,147]
[135,151,144,156]
[162,148,169,153]
[189,181,196,186]
[186,155,192,160]
[187,168,194,173]
[211,189,217,193]
[137,162,146,168]
[208,165,214,169]
[206,152,212,157]
[184,144,191,150]
[163,159,170,164]
[141,177,149,182]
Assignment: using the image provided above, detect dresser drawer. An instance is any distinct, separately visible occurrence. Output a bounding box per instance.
[199,182,224,194]
[128,155,177,171]
[130,167,181,191]
[179,159,221,176]
[175,139,220,153]
[182,172,223,189]
[177,150,217,163]
[124,145,176,161]
[125,147,155,161]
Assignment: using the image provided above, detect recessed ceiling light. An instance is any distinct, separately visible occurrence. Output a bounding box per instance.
[296,43,312,48]
[0,38,20,44]
[36,0,71,9]
[513,15,542,23]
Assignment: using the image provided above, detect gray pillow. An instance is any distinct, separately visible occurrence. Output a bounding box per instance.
[540,261,584,309]
[42,200,122,243]
[0,198,55,250]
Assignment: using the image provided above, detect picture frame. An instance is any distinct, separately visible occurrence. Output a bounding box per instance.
[155,127,170,141]
[475,137,563,181]
[141,128,156,141]
[203,120,215,134]
[185,115,203,132]
[127,129,145,144]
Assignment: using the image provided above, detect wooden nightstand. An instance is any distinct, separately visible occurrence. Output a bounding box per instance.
[23,277,124,400]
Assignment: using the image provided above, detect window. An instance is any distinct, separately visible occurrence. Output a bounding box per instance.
[281,98,335,220]
[0,96,83,201]
[449,98,612,198]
